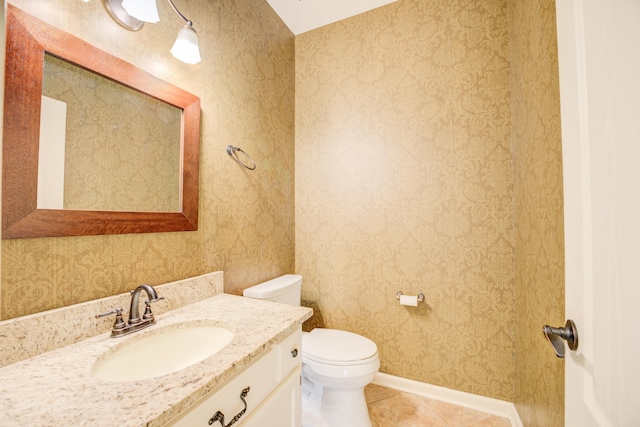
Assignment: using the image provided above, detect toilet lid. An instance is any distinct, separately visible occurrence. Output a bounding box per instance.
[302,329,377,363]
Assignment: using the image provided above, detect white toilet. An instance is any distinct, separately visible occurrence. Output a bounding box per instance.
[243,274,380,427]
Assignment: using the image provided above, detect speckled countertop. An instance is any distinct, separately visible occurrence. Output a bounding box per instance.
[0,294,312,427]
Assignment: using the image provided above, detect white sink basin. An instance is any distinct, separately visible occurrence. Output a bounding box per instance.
[92,322,234,382]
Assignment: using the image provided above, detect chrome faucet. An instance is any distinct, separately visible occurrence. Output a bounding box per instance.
[96,284,165,337]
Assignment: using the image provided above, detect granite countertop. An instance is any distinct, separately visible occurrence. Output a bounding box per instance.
[0,294,312,427]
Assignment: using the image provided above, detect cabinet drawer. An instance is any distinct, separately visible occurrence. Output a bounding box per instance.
[166,348,277,427]
[275,329,301,381]
[241,366,301,427]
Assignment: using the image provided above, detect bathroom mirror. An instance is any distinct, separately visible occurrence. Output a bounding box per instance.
[2,5,201,239]
[39,53,183,213]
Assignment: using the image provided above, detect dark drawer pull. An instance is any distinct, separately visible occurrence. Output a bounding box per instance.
[208,387,250,427]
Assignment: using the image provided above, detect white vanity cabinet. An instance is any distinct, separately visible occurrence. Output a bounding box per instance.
[165,329,302,427]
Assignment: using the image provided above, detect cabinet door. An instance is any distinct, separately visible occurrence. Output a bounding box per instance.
[276,329,302,381]
[241,366,301,427]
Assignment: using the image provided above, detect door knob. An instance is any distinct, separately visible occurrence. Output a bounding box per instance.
[543,319,579,358]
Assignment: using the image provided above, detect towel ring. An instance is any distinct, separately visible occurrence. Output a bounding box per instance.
[226,145,256,170]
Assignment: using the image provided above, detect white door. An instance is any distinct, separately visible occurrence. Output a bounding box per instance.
[556,0,640,426]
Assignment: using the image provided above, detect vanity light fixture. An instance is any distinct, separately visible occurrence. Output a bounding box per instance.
[169,23,202,64]
[104,0,201,64]
[121,0,160,23]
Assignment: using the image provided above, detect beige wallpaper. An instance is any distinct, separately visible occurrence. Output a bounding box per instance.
[1,0,295,319]
[43,54,181,212]
[509,0,565,425]
[296,0,516,401]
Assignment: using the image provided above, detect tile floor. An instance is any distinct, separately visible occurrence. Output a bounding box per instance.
[365,384,512,427]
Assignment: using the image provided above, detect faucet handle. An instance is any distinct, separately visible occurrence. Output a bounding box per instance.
[147,296,165,304]
[95,308,126,332]
[142,297,165,321]
[95,307,123,319]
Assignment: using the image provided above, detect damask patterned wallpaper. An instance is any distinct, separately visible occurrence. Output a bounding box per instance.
[509,0,565,425]
[1,0,295,319]
[295,0,564,414]
[296,0,516,400]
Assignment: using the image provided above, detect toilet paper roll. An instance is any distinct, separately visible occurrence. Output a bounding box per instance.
[399,295,418,307]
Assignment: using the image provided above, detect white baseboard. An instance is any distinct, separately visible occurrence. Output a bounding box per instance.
[372,372,523,427]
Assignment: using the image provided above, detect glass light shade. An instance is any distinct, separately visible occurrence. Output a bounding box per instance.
[121,0,160,23]
[171,25,202,64]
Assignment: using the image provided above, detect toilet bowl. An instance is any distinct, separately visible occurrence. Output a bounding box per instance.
[301,328,380,427]
[243,275,380,427]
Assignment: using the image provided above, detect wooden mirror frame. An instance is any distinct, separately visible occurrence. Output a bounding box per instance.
[2,5,200,239]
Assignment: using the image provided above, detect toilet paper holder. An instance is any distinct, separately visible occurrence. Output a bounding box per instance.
[396,291,425,303]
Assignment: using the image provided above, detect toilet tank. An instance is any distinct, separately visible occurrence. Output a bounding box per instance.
[242,274,302,306]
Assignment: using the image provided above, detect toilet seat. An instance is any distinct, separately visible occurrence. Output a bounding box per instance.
[302,328,378,365]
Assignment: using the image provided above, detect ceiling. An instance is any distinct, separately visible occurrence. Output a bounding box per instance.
[266,0,398,35]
